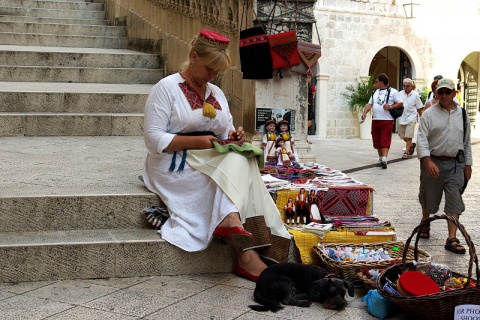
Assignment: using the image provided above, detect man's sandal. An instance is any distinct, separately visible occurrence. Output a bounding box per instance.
[445,238,466,254]
[402,152,409,159]
[419,224,430,239]
[408,143,416,155]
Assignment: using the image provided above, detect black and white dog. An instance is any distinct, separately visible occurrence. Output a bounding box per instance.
[249,263,354,312]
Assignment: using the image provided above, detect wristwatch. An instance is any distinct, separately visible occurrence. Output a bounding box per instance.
[389,105,393,110]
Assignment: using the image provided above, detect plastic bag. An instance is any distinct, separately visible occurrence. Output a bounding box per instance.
[361,289,397,319]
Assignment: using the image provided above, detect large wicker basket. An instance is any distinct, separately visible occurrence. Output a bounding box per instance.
[313,241,431,280]
[376,215,480,320]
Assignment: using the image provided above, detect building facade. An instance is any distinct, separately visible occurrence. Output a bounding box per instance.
[312,0,480,139]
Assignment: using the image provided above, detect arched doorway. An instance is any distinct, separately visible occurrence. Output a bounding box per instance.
[458,52,479,136]
[369,46,413,91]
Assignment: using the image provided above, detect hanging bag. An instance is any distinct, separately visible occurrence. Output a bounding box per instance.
[268,30,301,70]
[239,2,273,79]
[266,0,300,77]
[292,22,322,76]
[384,87,404,119]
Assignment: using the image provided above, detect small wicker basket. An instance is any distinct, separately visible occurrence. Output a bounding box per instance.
[313,241,431,280]
[376,215,480,320]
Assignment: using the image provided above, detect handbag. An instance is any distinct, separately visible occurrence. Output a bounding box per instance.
[384,87,404,119]
[268,30,301,70]
[239,26,273,79]
[292,22,322,76]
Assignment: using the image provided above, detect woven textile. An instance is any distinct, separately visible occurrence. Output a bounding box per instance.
[297,41,321,76]
[239,26,273,79]
[316,187,372,218]
[276,188,372,221]
[268,30,301,69]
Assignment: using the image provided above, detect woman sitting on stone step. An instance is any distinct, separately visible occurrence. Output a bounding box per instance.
[142,29,291,281]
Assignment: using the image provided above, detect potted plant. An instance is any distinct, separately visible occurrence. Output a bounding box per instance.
[341,73,376,139]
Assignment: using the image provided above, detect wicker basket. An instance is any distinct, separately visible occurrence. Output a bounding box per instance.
[376,215,480,320]
[356,271,377,289]
[313,241,431,280]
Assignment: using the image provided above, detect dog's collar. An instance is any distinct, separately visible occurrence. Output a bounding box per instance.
[324,273,338,279]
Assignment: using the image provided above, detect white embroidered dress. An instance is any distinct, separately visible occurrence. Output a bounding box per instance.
[143,73,290,252]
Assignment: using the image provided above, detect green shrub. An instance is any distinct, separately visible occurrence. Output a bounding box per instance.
[341,73,376,114]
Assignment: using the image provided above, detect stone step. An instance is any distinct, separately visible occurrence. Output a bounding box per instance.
[0,31,128,48]
[0,6,106,20]
[0,228,234,283]
[0,45,160,68]
[0,14,107,25]
[0,112,144,136]
[0,0,104,11]
[0,194,159,232]
[0,65,162,84]
[0,136,234,283]
[0,82,151,113]
[0,20,126,37]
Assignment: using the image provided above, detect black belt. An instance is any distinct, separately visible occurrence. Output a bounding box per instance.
[431,155,455,161]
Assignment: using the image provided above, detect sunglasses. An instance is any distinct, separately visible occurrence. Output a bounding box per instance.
[437,89,453,95]
[434,75,443,80]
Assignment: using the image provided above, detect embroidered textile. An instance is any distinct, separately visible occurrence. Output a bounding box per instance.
[316,187,371,218]
[179,82,222,112]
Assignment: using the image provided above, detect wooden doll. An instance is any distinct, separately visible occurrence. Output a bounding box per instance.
[275,138,291,167]
[295,188,310,225]
[277,119,299,163]
[261,119,277,165]
[284,197,295,225]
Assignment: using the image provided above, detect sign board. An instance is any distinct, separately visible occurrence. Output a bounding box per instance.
[455,305,480,320]
[255,108,296,133]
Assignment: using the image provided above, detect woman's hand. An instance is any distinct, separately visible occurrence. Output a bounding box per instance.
[228,126,245,143]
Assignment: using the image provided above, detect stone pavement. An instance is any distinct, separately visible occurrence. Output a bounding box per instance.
[1,135,479,319]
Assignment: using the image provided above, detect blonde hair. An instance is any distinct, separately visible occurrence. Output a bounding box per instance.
[184,35,231,72]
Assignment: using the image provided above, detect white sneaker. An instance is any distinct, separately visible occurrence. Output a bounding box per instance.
[380,157,387,169]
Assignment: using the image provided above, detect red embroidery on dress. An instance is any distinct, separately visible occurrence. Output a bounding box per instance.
[179,82,222,111]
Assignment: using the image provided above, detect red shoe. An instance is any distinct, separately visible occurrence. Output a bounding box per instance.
[213,226,253,248]
[234,264,259,282]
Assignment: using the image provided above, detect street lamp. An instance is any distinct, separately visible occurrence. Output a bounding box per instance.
[403,0,419,19]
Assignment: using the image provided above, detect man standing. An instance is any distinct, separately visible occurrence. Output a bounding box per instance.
[416,78,472,254]
[398,78,424,159]
[361,73,403,169]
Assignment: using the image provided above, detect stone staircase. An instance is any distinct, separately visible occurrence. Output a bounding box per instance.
[0,0,233,283]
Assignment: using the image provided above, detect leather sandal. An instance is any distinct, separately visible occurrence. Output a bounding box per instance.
[408,143,416,155]
[419,224,430,239]
[402,152,409,159]
[445,238,466,254]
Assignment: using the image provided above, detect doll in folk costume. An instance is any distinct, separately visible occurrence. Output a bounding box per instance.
[308,188,325,223]
[275,138,292,167]
[261,119,278,165]
[295,188,310,225]
[284,198,295,225]
[277,119,299,163]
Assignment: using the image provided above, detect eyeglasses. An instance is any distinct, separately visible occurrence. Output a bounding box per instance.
[437,89,453,95]
[403,84,411,87]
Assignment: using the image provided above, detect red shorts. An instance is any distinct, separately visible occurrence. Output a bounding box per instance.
[372,120,394,149]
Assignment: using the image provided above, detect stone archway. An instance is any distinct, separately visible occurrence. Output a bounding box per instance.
[458,52,480,137]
